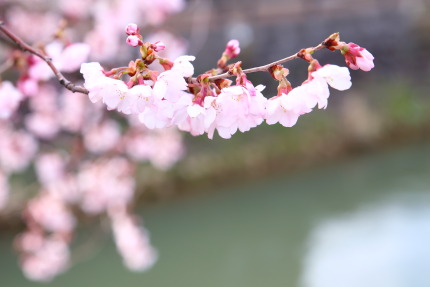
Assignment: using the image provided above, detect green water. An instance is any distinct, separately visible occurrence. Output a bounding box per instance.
[1,143,430,287]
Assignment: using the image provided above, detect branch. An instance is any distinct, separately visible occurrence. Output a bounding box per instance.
[208,43,326,81]
[0,21,89,94]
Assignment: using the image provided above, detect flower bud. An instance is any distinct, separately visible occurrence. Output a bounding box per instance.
[152,41,166,52]
[341,42,374,71]
[126,35,143,47]
[225,39,240,58]
[125,23,139,35]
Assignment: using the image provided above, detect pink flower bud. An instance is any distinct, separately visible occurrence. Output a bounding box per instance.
[153,41,166,52]
[341,42,374,72]
[126,35,143,47]
[225,39,240,58]
[125,23,139,35]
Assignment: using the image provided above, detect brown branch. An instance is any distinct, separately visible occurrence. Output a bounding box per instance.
[0,21,89,94]
[1,20,333,92]
[208,43,326,81]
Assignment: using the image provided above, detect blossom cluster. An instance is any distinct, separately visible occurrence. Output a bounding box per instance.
[81,28,374,140]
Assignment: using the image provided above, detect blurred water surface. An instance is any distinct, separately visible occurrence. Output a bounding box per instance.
[1,143,430,287]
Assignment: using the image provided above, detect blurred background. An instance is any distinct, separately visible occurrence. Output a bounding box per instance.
[1,0,430,286]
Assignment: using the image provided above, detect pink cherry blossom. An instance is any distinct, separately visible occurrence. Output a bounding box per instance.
[341,42,375,71]
[80,62,105,83]
[117,84,153,115]
[171,55,196,77]
[0,81,23,119]
[301,77,330,109]
[266,85,312,127]
[205,84,267,139]
[312,64,352,91]
[94,77,129,109]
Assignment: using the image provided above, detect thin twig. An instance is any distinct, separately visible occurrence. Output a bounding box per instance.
[0,20,330,91]
[0,21,89,94]
[208,43,326,81]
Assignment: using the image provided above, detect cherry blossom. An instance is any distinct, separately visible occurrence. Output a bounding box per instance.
[313,64,352,91]
[266,85,312,127]
[205,84,267,139]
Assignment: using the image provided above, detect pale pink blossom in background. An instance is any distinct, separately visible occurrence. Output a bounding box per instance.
[26,193,75,233]
[0,128,38,173]
[0,171,9,210]
[139,0,185,25]
[111,211,158,271]
[28,42,90,81]
[0,81,24,119]
[77,158,135,214]
[27,84,58,113]
[5,8,59,43]
[145,31,188,64]
[123,123,184,170]
[60,90,87,132]
[20,236,70,282]
[146,128,185,170]
[35,153,66,186]
[34,154,80,203]
[25,112,61,140]
[83,119,121,154]
[17,77,39,97]
[58,0,93,19]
